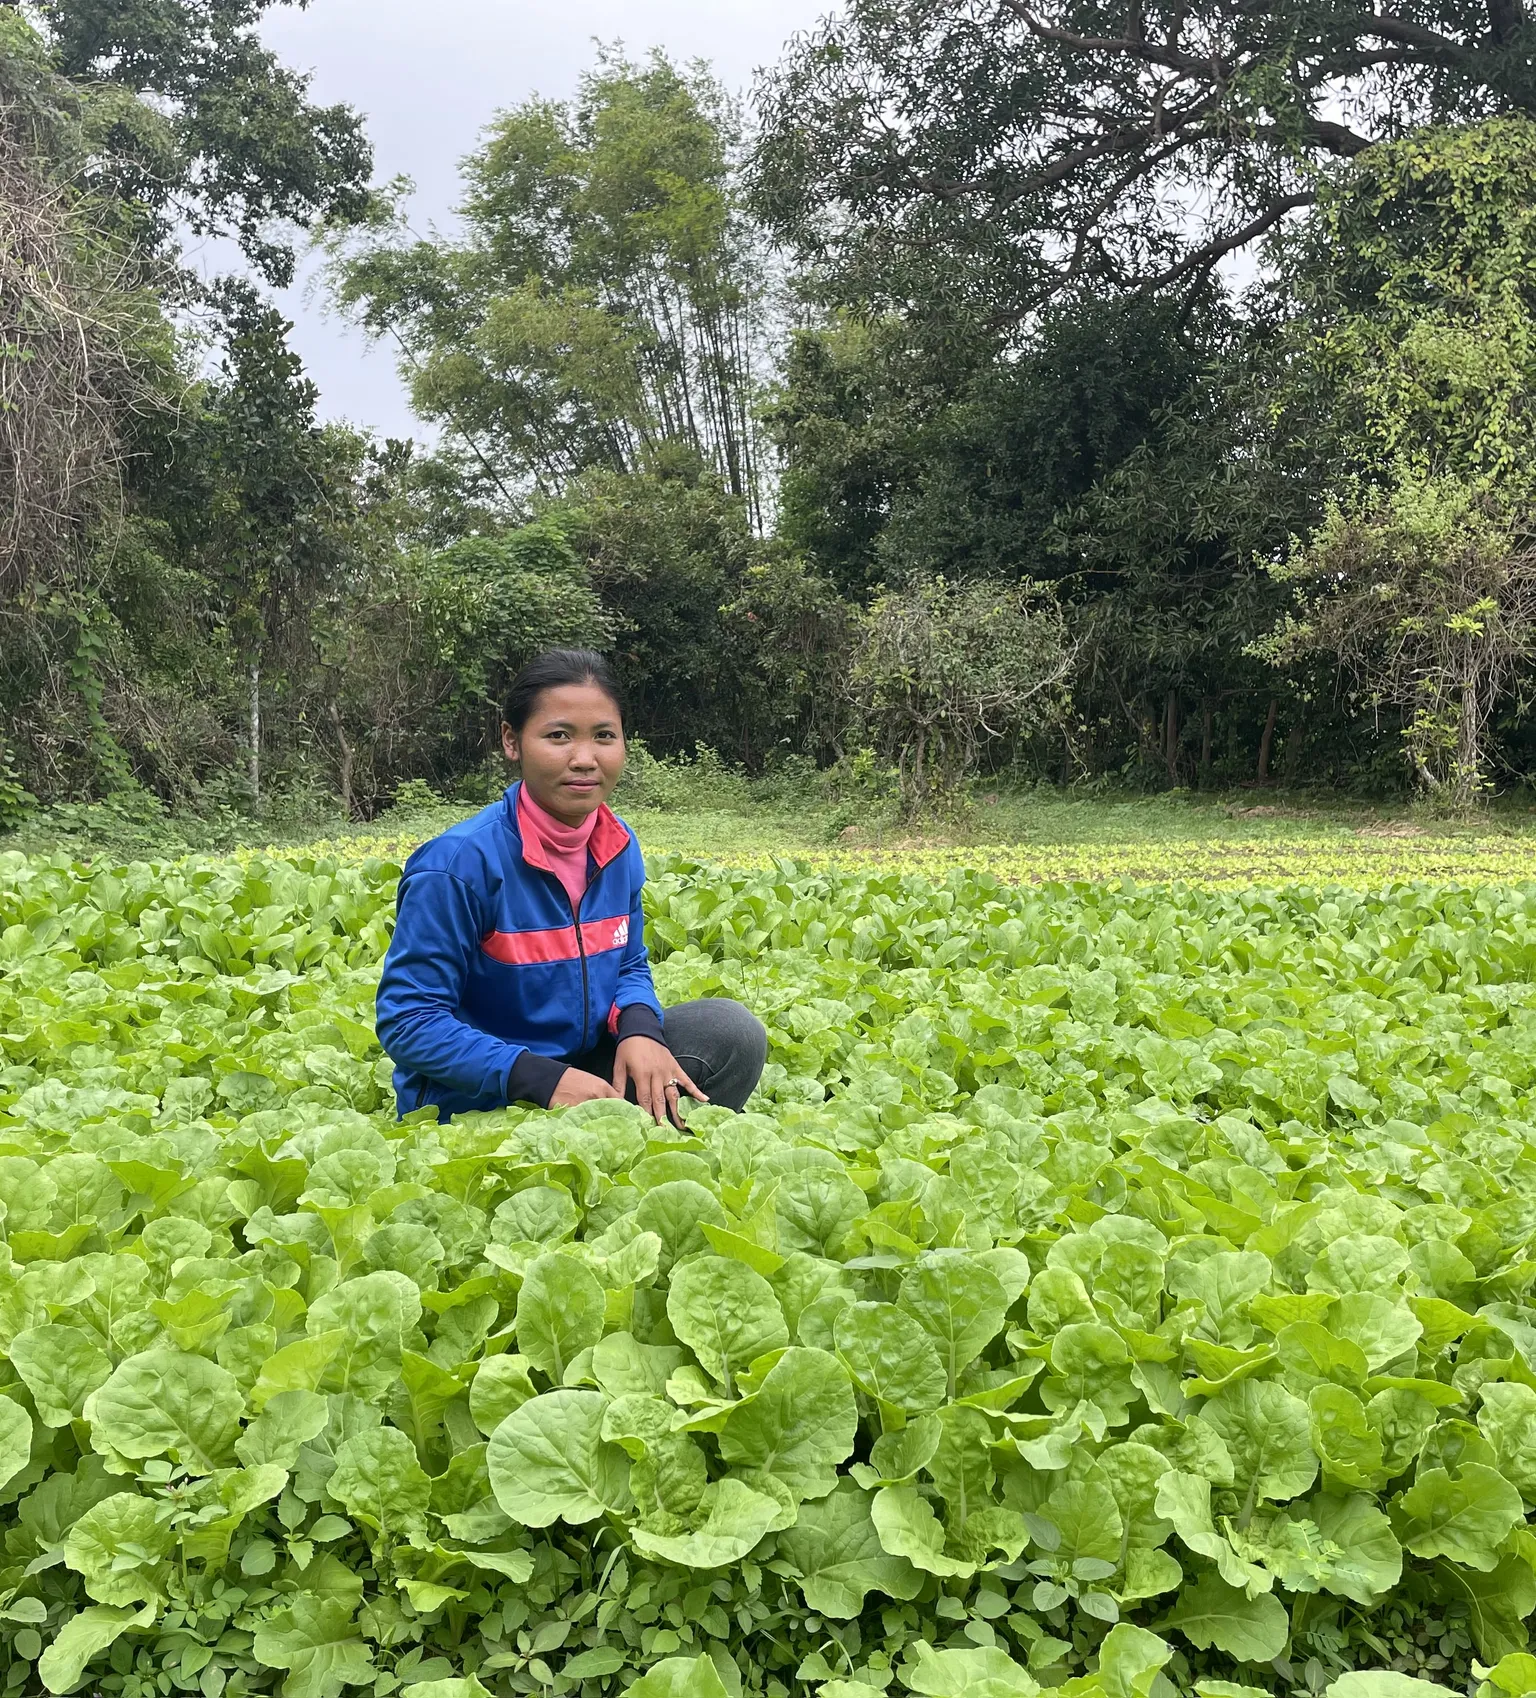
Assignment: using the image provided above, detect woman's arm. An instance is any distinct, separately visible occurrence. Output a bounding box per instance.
[609,851,665,1041]
[376,870,531,1104]
[607,847,703,1124]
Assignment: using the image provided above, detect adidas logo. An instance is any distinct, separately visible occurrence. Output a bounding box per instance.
[612,917,629,948]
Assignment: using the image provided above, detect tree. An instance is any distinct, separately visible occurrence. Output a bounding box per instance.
[721,554,856,765]
[306,508,608,816]
[0,16,133,607]
[1259,478,1536,804]
[767,292,1221,599]
[0,0,376,803]
[131,289,358,808]
[850,576,1075,814]
[1276,117,1536,486]
[329,51,768,518]
[1256,118,1536,801]
[547,463,769,760]
[29,0,372,287]
[0,14,171,794]
[1047,364,1315,787]
[752,0,1536,332]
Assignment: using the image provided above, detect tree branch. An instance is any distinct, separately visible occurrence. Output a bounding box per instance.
[1488,0,1524,45]
[1364,11,1472,56]
[1302,117,1375,156]
[1002,0,1218,78]
[1137,191,1315,295]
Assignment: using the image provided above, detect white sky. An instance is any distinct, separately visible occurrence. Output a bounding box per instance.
[203,0,835,440]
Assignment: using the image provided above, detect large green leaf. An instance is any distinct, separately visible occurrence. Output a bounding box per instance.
[631,1476,789,1567]
[1306,1491,1403,1604]
[718,1346,857,1499]
[9,1324,111,1428]
[0,1395,32,1494]
[1071,1625,1175,1698]
[870,1485,975,1578]
[251,1595,375,1698]
[1159,1572,1289,1662]
[625,1656,730,1698]
[38,1602,157,1695]
[237,1387,331,1470]
[515,1252,605,1381]
[1396,1464,1523,1570]
[775,1478,923,1616]
[306,1272,423,1399]
[897,1253,1010,1397]
[1202,1379,1317,1503]
[1325,1677,1458,1698]
[1154,1471,1271,1596]
[62,1492,172,1605]
[666,1256,789,1392]
[83,1348,242,1473]
[834,1301,946,1413]
[1476,1382,1536,1498]
[468,1354,538,1435]
[486,1389,630,1526]
[329,1426,430,1543]
[904,1643,1039,1697]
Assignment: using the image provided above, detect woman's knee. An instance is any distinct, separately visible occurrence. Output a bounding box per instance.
[719,998,767,1066]
[669,997,764,1059]
[666,998,767,1103]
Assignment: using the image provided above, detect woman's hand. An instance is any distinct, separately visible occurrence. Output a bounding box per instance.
[549,1067,621,1109]
[615,1036,708,1128]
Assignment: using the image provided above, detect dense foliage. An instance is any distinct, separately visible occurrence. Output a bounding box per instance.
[3,849,1536,1693]
[749,7,1536,798]
[11,0,1536,814]
[329,53,768,520]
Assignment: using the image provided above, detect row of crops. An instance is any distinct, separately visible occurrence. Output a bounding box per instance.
[285,827,1536,890]
[1,846,1536,1698]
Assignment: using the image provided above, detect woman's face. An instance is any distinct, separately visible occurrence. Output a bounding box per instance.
[501,683,626,826]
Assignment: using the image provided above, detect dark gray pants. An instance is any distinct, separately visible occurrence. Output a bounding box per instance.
[577,997,768,1112]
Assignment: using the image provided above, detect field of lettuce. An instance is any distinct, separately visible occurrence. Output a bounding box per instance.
[3,846,1536,1698]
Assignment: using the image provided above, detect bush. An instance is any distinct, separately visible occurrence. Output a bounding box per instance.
[851,577,1076,816]
[613,739,751,813]
[0,745,36,832]
[391,778,449,812]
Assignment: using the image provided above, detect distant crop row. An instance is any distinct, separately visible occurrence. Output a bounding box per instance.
[281,831,1536,890]
[0,850,1535,1698]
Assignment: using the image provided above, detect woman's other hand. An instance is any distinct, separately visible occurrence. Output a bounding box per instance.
[549,1068,621,1108]
[614,1036,708,1128]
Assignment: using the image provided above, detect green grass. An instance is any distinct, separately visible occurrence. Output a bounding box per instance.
[9,782,1536,885]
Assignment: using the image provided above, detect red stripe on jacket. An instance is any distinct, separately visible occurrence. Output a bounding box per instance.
[481,914,631,966]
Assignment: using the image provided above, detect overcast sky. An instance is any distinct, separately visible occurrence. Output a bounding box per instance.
[200,0,835,440]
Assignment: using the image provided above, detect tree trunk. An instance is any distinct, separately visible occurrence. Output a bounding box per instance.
[1199,700,1214,789]
[1256,697,1278,784]
[248,661,262,814]
[329,699,355,820]
[1455,683,1483,807]
[1164,688,1179,785]
[1283,722,1303,784]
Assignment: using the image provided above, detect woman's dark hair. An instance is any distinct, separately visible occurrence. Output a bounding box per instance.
[502,649,625,734]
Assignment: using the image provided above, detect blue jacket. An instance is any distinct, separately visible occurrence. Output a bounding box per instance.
[375,783,665,1118]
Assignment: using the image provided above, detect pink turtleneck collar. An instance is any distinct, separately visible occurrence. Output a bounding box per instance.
[517,786,598,912]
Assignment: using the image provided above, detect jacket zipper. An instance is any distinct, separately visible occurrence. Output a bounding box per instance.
[571,879,590,1055]
[518,787,595,1054]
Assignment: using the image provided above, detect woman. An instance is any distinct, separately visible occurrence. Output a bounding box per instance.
[376,649,767,1125]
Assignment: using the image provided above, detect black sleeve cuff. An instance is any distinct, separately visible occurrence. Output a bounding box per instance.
[507,1051,569,1109]
[616,1004,666,1045]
